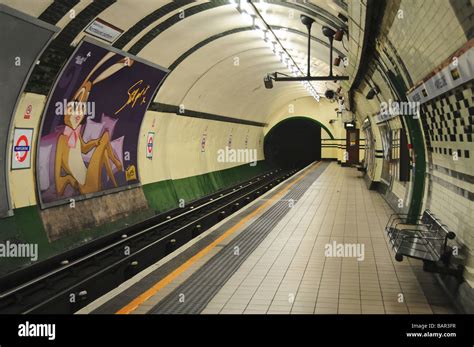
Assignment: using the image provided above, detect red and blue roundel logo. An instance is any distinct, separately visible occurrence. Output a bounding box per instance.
[147,136,153,154]
[14,135,30,162]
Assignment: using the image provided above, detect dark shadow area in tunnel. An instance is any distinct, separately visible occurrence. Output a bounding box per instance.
[264,118,322,169]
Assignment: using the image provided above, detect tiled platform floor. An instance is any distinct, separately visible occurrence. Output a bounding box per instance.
[201,162,456,314]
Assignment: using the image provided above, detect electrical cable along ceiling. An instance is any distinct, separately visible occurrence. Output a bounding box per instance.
[4,0,350,123]
[152,0,350,122]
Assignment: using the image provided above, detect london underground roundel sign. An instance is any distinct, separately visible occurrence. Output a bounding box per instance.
[12,128,33,170]
[146,132,154,159]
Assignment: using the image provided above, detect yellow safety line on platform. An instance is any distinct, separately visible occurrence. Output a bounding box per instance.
[116,162,321,314]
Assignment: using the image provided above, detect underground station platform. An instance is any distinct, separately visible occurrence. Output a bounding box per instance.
[0,0,473,345]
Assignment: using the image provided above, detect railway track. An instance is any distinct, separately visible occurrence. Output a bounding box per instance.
[0,166,302,314]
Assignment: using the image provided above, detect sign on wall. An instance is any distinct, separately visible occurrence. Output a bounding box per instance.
[23,104,32,120]
[37,38,168,207]
[146,132,154,159]
[84,18,123,43]
[200,127,208,153]
[11,128,33,170]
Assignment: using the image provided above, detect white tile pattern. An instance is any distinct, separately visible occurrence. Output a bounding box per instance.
[202,163,455,314]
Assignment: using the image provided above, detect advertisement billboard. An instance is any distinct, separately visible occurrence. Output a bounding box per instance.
[37,38,168,207]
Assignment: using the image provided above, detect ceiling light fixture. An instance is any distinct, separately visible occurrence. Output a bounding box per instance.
[264,13,349,95]
[232,0,320,101]
[334,28,344,42]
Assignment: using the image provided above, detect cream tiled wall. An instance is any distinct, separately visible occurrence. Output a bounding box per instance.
[420,82,474,287]
[138,111,264,184]
[387,0,468,84]
[348,0,474,294]
[6,93,265,209]
[6,93,47,208]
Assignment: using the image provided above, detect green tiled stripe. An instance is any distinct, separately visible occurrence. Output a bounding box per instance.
[0,205,155,276]
[0,161,269,275]
[143,161,270,213]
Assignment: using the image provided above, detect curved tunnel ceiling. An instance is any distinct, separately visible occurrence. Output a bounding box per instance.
[6,0,349,124]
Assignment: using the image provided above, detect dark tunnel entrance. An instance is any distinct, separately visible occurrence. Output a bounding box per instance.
[264,117,322,169]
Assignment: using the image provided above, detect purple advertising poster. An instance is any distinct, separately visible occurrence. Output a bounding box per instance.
[37,39,168,206]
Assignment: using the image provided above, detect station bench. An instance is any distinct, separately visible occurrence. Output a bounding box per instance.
[385,210,463,280]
